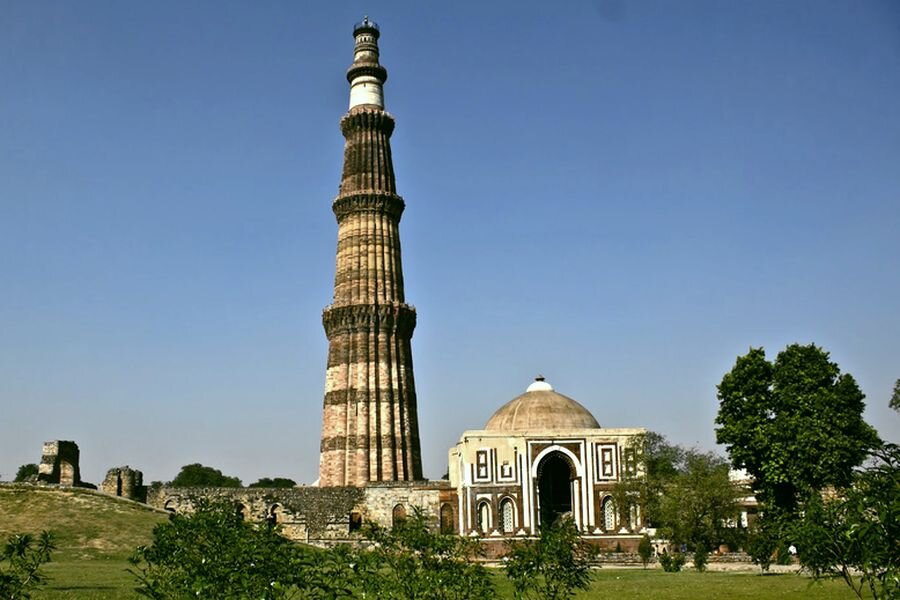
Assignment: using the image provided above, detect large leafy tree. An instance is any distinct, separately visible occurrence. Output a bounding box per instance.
[890,379,900,414]
[168,463,241,488]
[657,450,742,552]
[716,344,880,516]
[791,444,900,600]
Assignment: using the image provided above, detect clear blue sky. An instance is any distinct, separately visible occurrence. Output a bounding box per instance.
[2,1,898,485]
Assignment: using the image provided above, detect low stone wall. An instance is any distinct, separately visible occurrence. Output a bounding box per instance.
[147,481,454,546]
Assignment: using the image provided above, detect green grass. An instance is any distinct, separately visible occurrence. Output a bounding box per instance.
[493,569,868,599]
[0,486,868,599]
[0,485,166,598]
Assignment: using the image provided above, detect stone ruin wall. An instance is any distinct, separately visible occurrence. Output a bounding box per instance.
[100,466,146,502]
[147,481,454,546]
[37,441,83,487]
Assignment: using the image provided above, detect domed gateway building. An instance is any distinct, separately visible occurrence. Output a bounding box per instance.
[449,377,646,551]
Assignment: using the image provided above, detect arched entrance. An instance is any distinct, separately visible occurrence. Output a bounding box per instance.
[536,452,575,527]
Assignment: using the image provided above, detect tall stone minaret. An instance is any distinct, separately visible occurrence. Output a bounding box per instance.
[318,18,423,487]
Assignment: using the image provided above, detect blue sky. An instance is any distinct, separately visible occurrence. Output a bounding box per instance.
[2,1,898,485]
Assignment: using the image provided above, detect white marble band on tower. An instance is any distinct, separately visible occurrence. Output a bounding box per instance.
[348,16,386,109]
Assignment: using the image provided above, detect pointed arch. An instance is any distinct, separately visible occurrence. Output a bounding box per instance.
[500,497,516,534]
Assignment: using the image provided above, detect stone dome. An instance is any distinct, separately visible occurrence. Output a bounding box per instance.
[484,377,601,431]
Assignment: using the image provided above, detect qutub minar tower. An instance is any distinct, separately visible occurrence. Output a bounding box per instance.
[318,18,423,487]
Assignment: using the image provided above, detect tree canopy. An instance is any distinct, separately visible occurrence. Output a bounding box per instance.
[890,379,900,414]
[656,450,742,552]
[168,464,242,488]
[791,444,900,600]
[248,477,296,489]
[13,464,38,483]
[715,344,880,515]
[612,433,742,552]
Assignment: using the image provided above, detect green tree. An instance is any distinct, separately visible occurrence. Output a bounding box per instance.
[637,534,652,569]
[248,477,296,488]
[611,432,684,530]
[169,463,242,488]
[791,444,900,600]
[716,344,880,517]
[348,507,495,600]
[890,379,900,414]
[13,464,38,482]
[129,499,343,599]
[745,520,778,573]
[504,518,593,600]
[0,531,55,599]
[656,450,742,552]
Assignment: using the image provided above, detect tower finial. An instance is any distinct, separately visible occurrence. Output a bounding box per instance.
[348,17,386,109]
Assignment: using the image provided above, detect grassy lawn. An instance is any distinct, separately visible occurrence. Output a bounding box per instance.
[494,569,867,599]
[27,559,867,599]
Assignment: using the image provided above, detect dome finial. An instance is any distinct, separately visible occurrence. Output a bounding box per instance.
[526,376,553,392]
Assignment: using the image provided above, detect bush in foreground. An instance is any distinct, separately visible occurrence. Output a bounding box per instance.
[504,518,593,600]
[0,531,55,599]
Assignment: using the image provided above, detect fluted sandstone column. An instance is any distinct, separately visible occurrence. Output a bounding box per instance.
[318,18,422,487]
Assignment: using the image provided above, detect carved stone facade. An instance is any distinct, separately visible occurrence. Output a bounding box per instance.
[319,17,422,487]
[38,440,83,487]
[449,379,647,553]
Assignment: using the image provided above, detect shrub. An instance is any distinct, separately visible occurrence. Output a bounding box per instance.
[0,531,56,599]
[693,545,709,572]
[637,534,652,569]
[659,552,685,572]
[129,499,333,599]
[349,507,495,599]
[505,518,594,600]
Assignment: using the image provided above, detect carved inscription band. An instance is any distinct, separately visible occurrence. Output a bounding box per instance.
[322,303,416,337]
[321,434,406,452]
[332,192,405,222]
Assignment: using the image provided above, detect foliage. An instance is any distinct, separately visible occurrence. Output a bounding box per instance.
[716,344,880,517]
[745,521,778,573]
[611,432,684,530]
[168,463,242,488]
[129,499,333,599]
[658,551,685,573]
[693,545,709,573]
[791,444,900,600]
[349,507,495,599]
[504,518,593,600]
[13,464,38,483]
[248,477,297,488]
[638,534,652,569]
[0,531,55,599]
[891,379,900,414]
[612,432,741,552]
[656,450,742,552]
